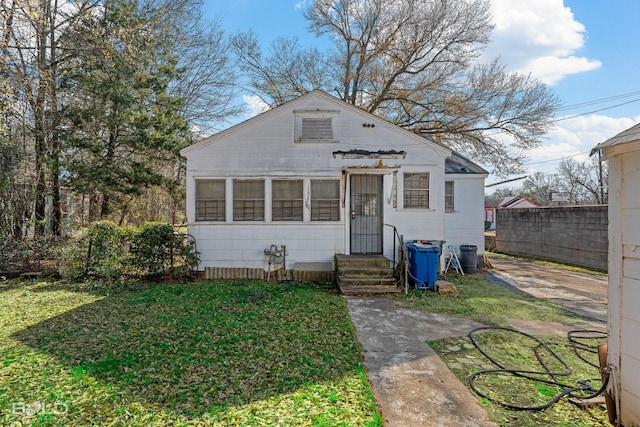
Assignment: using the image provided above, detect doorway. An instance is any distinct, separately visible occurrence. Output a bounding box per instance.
[350,175,383,254]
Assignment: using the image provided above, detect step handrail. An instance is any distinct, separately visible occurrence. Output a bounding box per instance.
[384,223,405,270]
[384,223,408,292]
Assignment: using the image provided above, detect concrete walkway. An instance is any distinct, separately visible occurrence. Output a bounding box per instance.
[487,255,608,323]
[346,256,609,426]
[346,296,499,427]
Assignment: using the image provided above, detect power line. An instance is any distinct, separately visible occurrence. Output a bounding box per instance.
[557,90,640,112]
[522,150,590,166]
[553,98,640,123]
[483,92,640,138]
[484,92,640,179]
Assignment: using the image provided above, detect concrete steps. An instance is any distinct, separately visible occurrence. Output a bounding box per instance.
[336,254,401,295]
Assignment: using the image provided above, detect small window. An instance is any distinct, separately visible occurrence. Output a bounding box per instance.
[403,173,430,209]
[311,180,340,221]
[445,181,454,212]
[233,180,264,221]
[272,180,303,221]
[196,180,225,221]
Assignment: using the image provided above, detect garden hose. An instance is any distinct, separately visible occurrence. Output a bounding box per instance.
[467,326,609,411]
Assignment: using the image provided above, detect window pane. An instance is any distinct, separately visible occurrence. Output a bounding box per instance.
[273,180,303,221]
[354,194,378,216]
[233,180,264,221]
[445,181,454,212]
[302,118,332,140]
[404,173,430,208]
[196,180,225,221]
[311,180,340,221]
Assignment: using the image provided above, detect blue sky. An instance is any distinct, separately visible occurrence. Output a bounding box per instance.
[204,0,640,185]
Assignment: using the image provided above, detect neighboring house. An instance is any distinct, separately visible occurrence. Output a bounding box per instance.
[484,196,539,230]
[592,122,640,426]
[484,197,501,230]
[180,90,487,278]
[498,195,539,209]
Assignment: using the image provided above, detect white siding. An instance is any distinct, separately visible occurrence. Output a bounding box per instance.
[191,222,345,269]
[182,92,484,272]
[444,175,486,256]
[607,146,640,426]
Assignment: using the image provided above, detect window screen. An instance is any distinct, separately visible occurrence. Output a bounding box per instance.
[233,180,264,221]
[196,180,225,221]
[403,173,430,209]
[445,181,454,212]
[272,180,303,221]
[311,180,340,221]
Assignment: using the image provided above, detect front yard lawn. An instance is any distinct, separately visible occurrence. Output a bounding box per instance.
[1,279,381,426]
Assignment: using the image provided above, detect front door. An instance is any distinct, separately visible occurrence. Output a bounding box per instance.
[350,175,383,254]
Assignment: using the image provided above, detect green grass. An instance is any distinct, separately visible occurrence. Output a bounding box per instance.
[401,273,589,327]
[0,279,381,426]
[401,273,610,427]
[430,330,610,427]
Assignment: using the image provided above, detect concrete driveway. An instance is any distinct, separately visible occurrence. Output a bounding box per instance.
[346,255,608,426]
[487,255,608,323]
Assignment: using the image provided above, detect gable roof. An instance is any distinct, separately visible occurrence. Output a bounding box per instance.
[498,196,539,208]
[591,122,640,155]
[180,90,451,157]
[484,197,502,208]
[445,151,488,174]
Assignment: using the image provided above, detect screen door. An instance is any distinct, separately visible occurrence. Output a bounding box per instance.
[350,175,383,254]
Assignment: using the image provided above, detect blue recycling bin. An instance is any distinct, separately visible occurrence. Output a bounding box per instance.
[406,243,440,290]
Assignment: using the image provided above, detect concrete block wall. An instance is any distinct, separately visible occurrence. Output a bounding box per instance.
[495,206,608,271]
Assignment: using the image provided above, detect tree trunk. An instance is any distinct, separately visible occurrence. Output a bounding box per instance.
[100,194,110,219]
[50,161,62,235]
[49,0,62,236]
[34,126,48,237]
[33,0,51,238]
[100,130,117,219]
[89,194,100,222]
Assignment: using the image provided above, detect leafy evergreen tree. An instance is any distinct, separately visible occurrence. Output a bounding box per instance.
[61,0,191,220]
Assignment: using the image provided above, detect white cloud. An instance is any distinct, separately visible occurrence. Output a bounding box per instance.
[485,0,601,85]
[524,56,601,86]
[243,95,270,117]
[294,0,309,10]
[523,114,639,174]
[484,114,639,185]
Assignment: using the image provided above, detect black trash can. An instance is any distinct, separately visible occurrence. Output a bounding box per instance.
[459,244,478,273]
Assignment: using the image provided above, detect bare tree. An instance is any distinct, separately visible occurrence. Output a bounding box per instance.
[232,33,332,107]
[155,0,241,135]
[1,0,99,237]
[557,158,608,204]
[233,0,560,175]
[488,187,518,200]
[1,0,240,236]
[521,172,561,206]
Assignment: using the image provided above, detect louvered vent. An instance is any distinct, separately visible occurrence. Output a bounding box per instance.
[301,117,332,140]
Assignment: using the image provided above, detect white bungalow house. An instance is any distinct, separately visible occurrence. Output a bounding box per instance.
[180,90,487,282]
[592,122,640,426]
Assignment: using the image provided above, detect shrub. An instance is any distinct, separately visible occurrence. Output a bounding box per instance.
[2,237,55,274]
[57,221,199,281]
[58,221,128,280]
